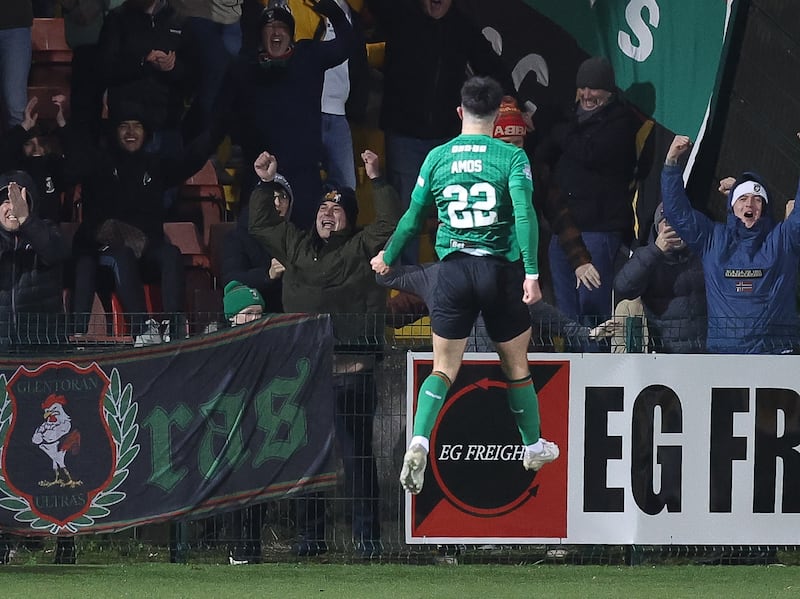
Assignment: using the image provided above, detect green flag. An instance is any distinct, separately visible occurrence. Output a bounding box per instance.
[523,0,732,137]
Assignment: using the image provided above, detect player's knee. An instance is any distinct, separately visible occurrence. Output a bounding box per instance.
[499,359,530,381]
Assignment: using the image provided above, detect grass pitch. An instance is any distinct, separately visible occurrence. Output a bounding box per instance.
[0,563,797,598]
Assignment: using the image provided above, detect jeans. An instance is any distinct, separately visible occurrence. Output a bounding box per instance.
[321,113,357,190]
[385,133,448,264]
[0,26,32,128]
[549,231,623,350]
[73,249,150,336]
[73,242,185,336]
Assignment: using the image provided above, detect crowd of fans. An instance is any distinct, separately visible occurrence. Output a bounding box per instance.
[3,0,794,356]
[3,0,797,355]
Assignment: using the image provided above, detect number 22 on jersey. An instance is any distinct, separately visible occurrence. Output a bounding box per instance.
[444,183,497,229]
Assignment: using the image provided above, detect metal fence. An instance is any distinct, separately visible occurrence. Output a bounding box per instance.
[0,312,796,566]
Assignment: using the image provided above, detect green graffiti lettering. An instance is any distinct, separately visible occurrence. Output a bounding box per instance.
[197,390,252,480]
[142,404,193,492]
[252,358,310,467]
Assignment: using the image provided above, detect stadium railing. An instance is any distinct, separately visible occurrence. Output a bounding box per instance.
[0,312,795,566]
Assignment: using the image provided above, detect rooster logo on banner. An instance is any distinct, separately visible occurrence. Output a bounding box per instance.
[31,394,82,488]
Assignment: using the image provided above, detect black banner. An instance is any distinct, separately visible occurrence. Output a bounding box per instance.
[0,314,336,535]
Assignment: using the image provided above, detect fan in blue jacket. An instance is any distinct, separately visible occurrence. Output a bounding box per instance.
[661,134,800,354]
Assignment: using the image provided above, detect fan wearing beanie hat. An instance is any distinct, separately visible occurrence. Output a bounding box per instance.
[108,99,151,133]
[0,169,67,341]
[533,53,638,345]
[316,184,359,239]
[259,3,296,63]
[575,56,616,115]
[14,97,66,222]
[730,179,768,206]
[576,56,616,91]
[224,280,266,325]
[724,172,769,230]
[660,133,800,354]
[107,100,151,155]
[706,168,771,231]
[0,171,38,229]
[218,0,354,230]
[493,96,527,148]
[247,147,399,552]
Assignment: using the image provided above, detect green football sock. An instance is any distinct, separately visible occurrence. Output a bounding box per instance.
[412,371,451,439]
[507,375,541,445]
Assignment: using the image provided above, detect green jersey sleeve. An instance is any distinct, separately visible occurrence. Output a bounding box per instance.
[509,151,538,276]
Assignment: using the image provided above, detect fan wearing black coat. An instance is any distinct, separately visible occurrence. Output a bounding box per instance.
[64,101,220,338]
[613,202,707,353]
[535,56,638,332]
[219,0,354,229]
[0,171,69,346]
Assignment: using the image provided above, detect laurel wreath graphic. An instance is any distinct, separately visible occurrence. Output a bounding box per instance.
[0,367,140,534]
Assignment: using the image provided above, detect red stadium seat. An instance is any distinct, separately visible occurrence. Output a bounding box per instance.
[178,160,226,246]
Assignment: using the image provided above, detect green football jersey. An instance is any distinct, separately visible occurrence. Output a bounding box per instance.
[384,134,538,275]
